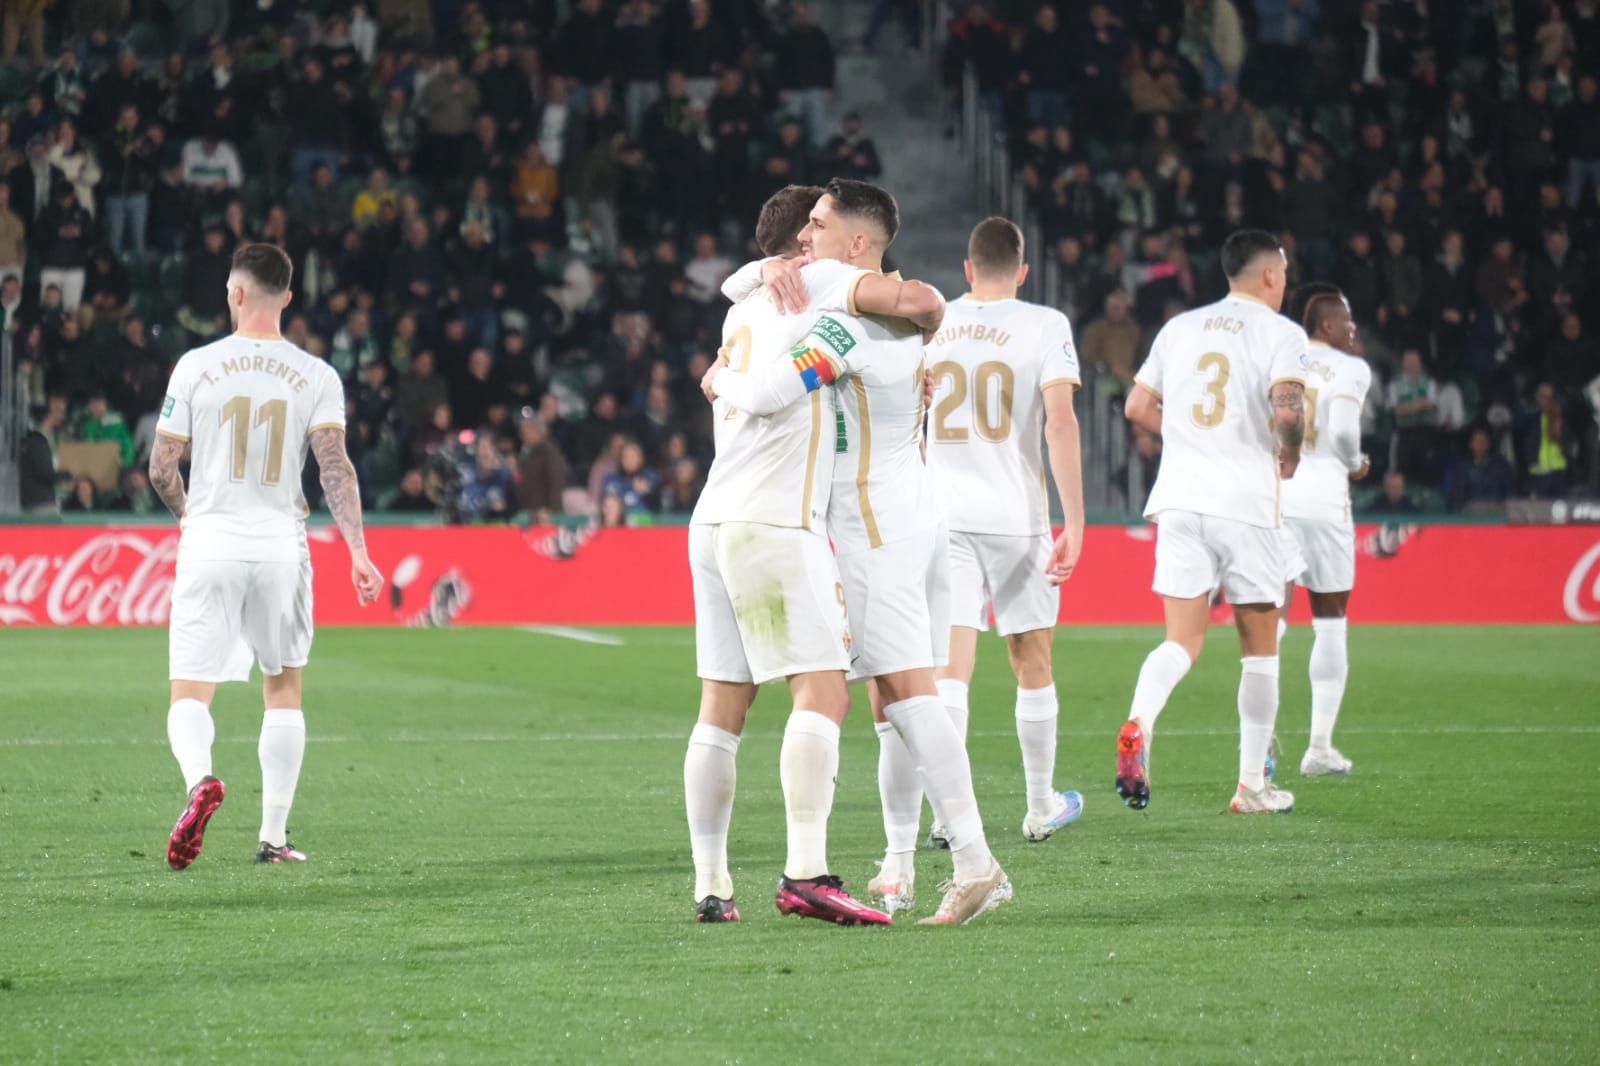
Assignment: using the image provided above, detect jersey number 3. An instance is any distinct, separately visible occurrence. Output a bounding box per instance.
[1190,352,1230,429]
[932,360,1015,442]
[220,395,289,485]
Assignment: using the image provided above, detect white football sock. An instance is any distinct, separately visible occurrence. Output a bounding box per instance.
[684,722,740,901]
[779,710,839,880]
[935,678,970,744]
[167,698,215,792]
[258,708,306,847]
[1014,685,1059,816]
[883,695,992,882]
[1237,656,1280,792]
[873,721,920,882]
[1308,617,1349,751]
[1129,641,1193,735]
[1277,617,1288,643]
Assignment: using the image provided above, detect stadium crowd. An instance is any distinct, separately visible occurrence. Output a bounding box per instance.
[3,0,1597,520]
[948,0,1600,510]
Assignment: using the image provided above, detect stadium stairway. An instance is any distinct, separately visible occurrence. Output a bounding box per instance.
[812,1,974,298]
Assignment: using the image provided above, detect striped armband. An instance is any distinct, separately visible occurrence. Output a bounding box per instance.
[790,343,839,392]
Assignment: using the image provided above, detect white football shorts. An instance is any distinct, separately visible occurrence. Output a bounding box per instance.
[690,522,851,686]
[1282,516,1356,593]
[836,523,951,682]
[169,557,314,682]
[1151,509,1285,607]
[947,530,1059,636]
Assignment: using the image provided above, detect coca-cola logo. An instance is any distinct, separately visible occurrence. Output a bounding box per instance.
[1562,541,1600,623]
[0,532,180,626]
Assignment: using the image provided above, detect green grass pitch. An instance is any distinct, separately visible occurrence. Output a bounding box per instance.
[2,624,1597,1063]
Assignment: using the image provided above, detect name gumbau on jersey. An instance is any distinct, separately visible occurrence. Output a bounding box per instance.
[929,322,1012,347]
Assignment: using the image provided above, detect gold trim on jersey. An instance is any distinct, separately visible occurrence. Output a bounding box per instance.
[1133,378,1162,399]
[155,428,190,442]
[957,292,1016,303]
[845,272,868,317]
[308,422,346,434]
[1041,376,1081,390]
[801,390,822,530]
[235,330,284,341]
[851,376,882,548]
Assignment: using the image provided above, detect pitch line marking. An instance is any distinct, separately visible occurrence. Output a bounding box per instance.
[517,625,627,646]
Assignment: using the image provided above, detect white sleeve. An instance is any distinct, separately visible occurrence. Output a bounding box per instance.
[720,258,767,303]
[155,359,195,440]
[1268,322,1310,391]
[1323,393,1365,472]
[1040,311,1081,389]
[713,359,813,415]
[309,367,347,432]
[1133,327,1166,396]
[803,260,869,314]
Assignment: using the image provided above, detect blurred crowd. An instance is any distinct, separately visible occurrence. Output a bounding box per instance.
[947,0,1599,510]
[4,0,1598,521]
[5,0,867,522]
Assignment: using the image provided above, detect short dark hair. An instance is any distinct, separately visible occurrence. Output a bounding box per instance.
[1220,229,1282,280]
[1295,282,1345,335]
[967,216,1024,277]
[824,177,899,247]
[755,184,823,256]
[232,243,292,294]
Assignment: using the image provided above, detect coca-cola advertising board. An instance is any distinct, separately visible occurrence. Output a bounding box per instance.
[1,523,1597,627]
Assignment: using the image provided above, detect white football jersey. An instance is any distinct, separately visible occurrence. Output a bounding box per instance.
[156,333,345,562]
[1282,341,1372,523]
[925,296,1080,536]
[691,259,865,530]
[1134,293,1310,529]
[817,309,941,554]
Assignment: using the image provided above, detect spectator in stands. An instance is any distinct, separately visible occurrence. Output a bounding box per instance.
[1080,288,1141,389]
[99,103,155,259]
[419,55,480,174]
[390,468,435,513]
[457,433,515,523]
[683,233,731,304]
[176,225,230,339]
[1388,348,1440,483]
[515,412,568,521]
[36,180,91,314]
[774,4,835,144]
[62,474,100,513]
[510,142,560,241]
[1524,382,1576,499]
[1367,471,1419,515]
[110,467,159,514]
[1448,427,1516,511]
[603,438,660,516]
[822,112,882,183]
[287,56,344,186]
[0,184,25,283]
[180,129,242,214]
[46,121,99,217]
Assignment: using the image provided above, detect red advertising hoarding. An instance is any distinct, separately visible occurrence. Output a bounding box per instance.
[1,522,1597,627]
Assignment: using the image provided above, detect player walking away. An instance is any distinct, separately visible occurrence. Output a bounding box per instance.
[920,216,1087,853]
[683,184,940,926]
[1116,230,1308,815]
[710,179,1011,926]
[1280,283,1372,776]
[149,243,383,870]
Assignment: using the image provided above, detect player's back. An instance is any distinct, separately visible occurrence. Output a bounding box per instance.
[1136,294,1309,529]
[828,311,939,553]
[1282,342,1372,523]
[693,259,863,531]
[926,296,1079,537]
[159,333,344,562]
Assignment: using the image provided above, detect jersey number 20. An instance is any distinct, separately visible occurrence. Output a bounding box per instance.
[931,360,1015,442]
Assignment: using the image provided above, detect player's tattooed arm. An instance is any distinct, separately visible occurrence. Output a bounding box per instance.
[310,426,367,555]
[852,274,946,332]
[148,434,188,520]
[311,426,385,605]
[1271,380,1306,476]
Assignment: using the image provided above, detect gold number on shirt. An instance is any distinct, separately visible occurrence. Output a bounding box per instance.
[219,395,289,486]
[931,360,968,441]
[931,360,1014,442]
[719,325,754,418]
[1190,352,1230,429]
[1303,387,1320,450]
